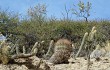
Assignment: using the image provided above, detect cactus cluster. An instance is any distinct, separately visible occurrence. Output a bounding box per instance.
[75,26,97,58]
[73,26,97,70]
[0,40,38,64]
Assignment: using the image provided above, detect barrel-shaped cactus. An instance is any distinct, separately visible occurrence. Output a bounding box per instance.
[49,39,72,64]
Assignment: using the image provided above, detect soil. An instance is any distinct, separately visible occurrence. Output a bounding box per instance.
[0,56,110,70]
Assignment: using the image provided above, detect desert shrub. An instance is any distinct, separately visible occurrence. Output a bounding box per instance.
[1,9,110,57]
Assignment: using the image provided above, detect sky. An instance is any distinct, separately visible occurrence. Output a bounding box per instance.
[0,0,110,20]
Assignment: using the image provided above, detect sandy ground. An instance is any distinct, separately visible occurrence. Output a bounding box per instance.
[50,57,110,70]
[0,56,110,70]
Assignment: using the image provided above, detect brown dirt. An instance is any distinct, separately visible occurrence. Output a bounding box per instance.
[0,57,110,70]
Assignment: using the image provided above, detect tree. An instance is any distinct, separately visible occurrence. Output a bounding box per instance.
[72,1,92,22]
[27,4,47,23]
[61,5,71,21]
[0,9,19,36]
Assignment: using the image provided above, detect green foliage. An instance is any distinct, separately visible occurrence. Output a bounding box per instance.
[0,6,110,59]
[0,9,19,37]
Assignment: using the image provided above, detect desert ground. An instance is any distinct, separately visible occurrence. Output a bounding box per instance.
[0,56,110,70]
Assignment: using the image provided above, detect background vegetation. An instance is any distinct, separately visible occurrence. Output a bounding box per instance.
[0,3,110,56]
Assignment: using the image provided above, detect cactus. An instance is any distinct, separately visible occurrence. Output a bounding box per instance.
[11,42,38,59]
[0,40,11,64]
[45,40,55,59]
[0,40,38,64]
[49,39,72,64]
[23,46,26,54]
[86,26,97,70]
[75,26,97,57]
[75,32,88,58]
[74,26,97,70]
[88,26,96,41]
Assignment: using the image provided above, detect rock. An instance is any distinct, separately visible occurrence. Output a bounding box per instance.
[90,49,106,59]
[105,52,110,57]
